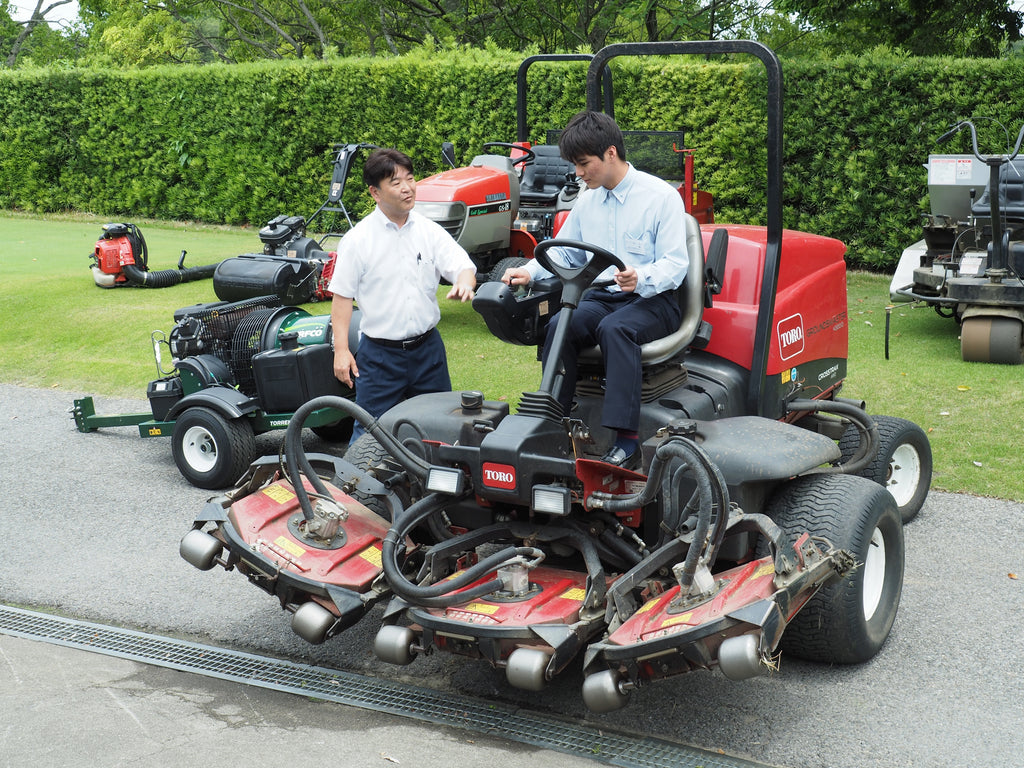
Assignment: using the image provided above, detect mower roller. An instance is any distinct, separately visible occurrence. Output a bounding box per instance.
[180,41,931,713]
[73,294,359,490]
[890,119,1024,363]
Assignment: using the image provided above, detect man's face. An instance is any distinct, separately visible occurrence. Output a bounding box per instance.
[572,147,618,190]
[370,167,417,221]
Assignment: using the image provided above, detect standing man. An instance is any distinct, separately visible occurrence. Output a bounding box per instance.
[329,147,476,442]
[503,111,690,467]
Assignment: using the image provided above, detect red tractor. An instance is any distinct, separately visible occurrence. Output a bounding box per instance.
[414,54,714,283]
[180,41,931,713]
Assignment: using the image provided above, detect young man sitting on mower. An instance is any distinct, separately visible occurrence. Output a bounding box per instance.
[502,110,691,467]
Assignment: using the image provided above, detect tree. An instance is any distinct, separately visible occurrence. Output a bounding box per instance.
[2,0,76,66]
[775,0,1024,58]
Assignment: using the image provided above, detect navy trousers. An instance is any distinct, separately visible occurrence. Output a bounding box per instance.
[542,290,681,432]
[351,329,451,442]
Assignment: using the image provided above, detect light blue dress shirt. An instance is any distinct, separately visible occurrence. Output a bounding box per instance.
[524,164,690,298]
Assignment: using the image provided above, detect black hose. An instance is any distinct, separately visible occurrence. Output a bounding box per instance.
[786,398,878,475]
[121,262,217,287]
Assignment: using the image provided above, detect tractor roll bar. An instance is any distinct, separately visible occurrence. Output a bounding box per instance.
[516,54,614,143]
[585,41,784,418]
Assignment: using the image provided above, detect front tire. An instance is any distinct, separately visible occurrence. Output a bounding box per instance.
[839,415,932,523]
[766,473,904,664]
[171,407,255,490]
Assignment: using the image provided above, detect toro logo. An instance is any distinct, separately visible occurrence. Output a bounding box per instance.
[482,462,517,490]
[777,313,805,361]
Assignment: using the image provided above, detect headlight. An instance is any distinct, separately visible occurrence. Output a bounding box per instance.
[532,485,570,516]
[426,467,465,495]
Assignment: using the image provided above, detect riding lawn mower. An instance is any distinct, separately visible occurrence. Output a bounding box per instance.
[179,41,932,714]
[890,119,1024,363]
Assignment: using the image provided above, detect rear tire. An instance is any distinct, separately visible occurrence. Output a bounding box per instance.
[344,433,403,520]
[765,473,904,664]
[172,407,255,490]
[839,415,932,523]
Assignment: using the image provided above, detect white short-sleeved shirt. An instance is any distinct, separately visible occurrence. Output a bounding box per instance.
[327,207,474,340]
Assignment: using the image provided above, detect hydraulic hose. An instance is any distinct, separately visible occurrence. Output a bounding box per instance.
[588,435,730,594]
[786,398,878,476]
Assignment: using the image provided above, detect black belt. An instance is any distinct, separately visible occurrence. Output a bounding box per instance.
[364,328,435,350]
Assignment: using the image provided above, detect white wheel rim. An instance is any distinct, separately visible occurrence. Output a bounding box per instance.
[181,425,218,473]
[886,443,921,507]
[862,526,886,620]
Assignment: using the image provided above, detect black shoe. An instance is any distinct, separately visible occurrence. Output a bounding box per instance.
[601,445,639,469]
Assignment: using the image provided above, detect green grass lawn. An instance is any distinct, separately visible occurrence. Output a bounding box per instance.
[2,212,1020,501]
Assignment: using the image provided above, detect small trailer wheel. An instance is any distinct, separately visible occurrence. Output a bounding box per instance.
[374,625,416,666]
[582,669,631,713]
[505,648,550,691]
[179,529,223,571]
[171,407,255,490]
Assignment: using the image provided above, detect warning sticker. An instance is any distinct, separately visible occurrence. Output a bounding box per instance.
[274,536,306,559]
[464,602,501,615]
[559,587,586,602]
[263,485,296,504]
[359,545,382,567]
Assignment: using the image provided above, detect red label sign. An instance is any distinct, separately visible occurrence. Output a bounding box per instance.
[777,313,805,361]
[482,462,516,490]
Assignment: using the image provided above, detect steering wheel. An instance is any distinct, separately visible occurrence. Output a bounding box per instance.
[533,239,626,309]
[482,142,537,168]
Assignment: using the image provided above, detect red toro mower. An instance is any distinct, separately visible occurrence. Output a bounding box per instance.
[414,54,714,284]
[180,41,931,714]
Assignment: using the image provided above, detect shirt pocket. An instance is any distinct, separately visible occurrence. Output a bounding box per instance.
[623,231,653,260]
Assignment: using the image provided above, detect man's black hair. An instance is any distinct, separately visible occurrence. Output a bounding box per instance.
[363,147,415,188]
[558,111,627,164]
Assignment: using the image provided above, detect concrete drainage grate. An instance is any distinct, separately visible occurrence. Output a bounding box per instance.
[0,604,766,768]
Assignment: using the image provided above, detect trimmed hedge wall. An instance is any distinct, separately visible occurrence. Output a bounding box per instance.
[3,50,1024,270]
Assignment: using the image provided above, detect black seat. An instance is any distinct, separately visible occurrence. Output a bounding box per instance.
[519,145,576,206]
[971,160,1024,220]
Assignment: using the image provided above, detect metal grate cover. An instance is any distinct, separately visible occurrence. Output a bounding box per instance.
[0,604,766,768]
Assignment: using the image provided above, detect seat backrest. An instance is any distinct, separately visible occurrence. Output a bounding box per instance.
[577,213,706,366]
[519,145,575,202]
[971,160,1024,219]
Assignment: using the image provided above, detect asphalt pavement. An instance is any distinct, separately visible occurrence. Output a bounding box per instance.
[1,382,1022,768]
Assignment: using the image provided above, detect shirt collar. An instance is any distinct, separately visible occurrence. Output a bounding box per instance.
[603,163,636,205]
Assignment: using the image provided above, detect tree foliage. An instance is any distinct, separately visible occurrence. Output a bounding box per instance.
[2,0,1023,68]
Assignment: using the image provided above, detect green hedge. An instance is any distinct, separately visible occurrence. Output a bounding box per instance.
[3,49,1023,270]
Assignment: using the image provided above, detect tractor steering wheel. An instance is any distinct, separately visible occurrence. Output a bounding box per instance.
[533,239,626,309]
[482,142,537,168]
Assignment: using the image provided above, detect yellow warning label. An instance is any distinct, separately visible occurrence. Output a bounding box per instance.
[274,536,306,558]
[559,587,586,602]
[263,485,296,504]
[464,602,501,615]
[754,562,775,579]
[360,546,382,567]
[636,599,659,614]
[660,611,694,629]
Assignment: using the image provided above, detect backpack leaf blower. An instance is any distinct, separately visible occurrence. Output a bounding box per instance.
[89,222,219,288]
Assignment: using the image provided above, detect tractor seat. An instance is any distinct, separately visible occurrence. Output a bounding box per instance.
[578,213,708,367]
[519,145,576,206]
[972,160,1024,220]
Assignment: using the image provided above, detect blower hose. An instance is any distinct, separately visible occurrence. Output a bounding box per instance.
[121,260,218,288]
